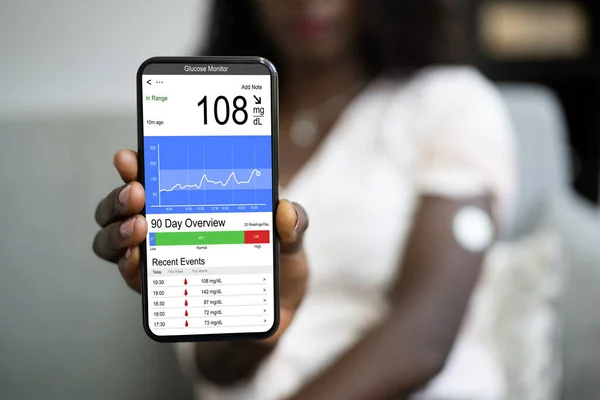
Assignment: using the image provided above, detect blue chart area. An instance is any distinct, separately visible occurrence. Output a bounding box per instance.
[144,136,273,214]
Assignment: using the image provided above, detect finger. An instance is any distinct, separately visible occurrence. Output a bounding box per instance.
[93,215,148,263]
[95,181,145,227]
[113,150,138,183]
[276,200,309,254]
[118,246,141,293]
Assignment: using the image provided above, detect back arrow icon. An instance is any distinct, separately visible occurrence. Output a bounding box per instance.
[146,79,151,85]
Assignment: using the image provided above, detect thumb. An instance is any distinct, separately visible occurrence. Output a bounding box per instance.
[276,200,309,254]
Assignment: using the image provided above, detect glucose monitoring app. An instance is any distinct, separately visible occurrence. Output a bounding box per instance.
[141,62,275,337]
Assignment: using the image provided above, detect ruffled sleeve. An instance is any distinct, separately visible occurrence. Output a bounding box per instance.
[389,66,517,229]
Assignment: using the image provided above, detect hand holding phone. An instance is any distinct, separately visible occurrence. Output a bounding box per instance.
[93,57,309,344]
[93,151,309,343]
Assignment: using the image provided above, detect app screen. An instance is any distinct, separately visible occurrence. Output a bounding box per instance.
[141,62,275,336]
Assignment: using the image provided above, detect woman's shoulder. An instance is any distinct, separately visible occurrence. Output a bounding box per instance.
[376,65,512,141]
[381,65,517,226]
[404,65,495,90]
[410,65,490,85]
[401,65,507,113]
[374,65,509,127]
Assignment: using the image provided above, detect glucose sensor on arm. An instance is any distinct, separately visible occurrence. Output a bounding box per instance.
[451,206,494,253]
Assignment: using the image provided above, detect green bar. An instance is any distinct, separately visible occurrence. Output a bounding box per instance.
[154,231,244,246]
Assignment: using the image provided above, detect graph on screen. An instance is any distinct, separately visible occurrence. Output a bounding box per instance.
[144,136,273,214]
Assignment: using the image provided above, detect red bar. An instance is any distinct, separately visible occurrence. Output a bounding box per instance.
[244,230,270,244]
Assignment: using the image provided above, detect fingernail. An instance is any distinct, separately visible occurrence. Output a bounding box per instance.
[293,205,300,231]
[120,217,136,237]
[119,185,130,206]
[124,247,132,259]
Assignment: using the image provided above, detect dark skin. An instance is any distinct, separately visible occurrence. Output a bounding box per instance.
[93,150,309,349]
[93,157,492,398]
[287,195,493,399]
[93,0,496,398]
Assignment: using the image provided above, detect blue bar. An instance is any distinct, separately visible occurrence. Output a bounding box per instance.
[143,135,273,215]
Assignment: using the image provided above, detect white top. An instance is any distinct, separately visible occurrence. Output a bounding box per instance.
[176,66,517,400]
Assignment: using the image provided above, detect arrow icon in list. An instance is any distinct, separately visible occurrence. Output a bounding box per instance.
[253,95,261,104]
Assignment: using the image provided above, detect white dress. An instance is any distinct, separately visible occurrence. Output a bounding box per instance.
[176,66,517,400]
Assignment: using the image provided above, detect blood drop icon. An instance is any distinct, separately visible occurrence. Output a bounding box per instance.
[185,320,188,327]
[184,300,188,306]
[184,289,188,296]
[185,310,188,317]
[184,278,187,285]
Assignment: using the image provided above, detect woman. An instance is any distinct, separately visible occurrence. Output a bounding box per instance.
[93,1,516,399]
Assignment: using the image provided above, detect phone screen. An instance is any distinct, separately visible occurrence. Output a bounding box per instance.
[138,58,279,341]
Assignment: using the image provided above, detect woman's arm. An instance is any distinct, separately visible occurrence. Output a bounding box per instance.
[288,194,494,400]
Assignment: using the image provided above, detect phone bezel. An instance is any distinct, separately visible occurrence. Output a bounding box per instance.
[136,56,280,342]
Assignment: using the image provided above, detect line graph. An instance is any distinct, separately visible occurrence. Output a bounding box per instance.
[160,169,263,192]
[145,136,273,214]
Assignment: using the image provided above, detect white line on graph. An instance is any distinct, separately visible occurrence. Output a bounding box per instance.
[159,169,262,192]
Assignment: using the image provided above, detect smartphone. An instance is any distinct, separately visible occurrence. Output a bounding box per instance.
[137,57,279,342]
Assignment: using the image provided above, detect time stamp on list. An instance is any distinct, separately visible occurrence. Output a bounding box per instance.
[142,66,275,337]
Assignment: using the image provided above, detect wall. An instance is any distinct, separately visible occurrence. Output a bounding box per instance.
[0,0,208,118]
[0,1,210,399]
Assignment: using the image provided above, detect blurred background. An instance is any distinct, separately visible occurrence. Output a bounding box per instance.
[2,0,600,399]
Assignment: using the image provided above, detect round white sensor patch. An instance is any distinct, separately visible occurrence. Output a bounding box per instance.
[452,206,494,252]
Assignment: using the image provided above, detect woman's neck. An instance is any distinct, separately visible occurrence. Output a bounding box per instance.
[282,56,367,111]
